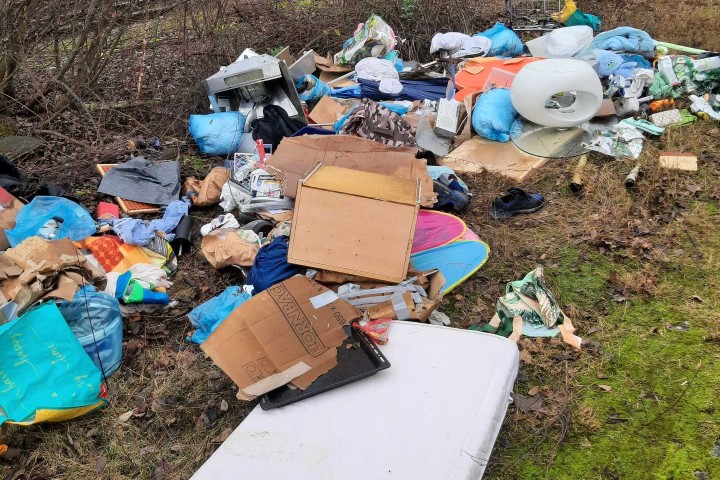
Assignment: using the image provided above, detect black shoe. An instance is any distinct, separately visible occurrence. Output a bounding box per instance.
[490,187,545,219]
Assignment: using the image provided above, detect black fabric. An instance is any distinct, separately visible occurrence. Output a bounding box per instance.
[98,157,180,206]
[0,155,75,202]
[251,105,305,150]
[433,180,470,214]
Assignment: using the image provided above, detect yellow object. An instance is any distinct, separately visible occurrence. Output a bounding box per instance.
[551,0,577,23]
[5,401,106,426]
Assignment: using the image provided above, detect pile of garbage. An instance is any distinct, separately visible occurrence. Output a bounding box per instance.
[2,2,719,424]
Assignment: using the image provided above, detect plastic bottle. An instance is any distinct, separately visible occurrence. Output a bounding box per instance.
[657,56,680,86]
[692,56,720,72]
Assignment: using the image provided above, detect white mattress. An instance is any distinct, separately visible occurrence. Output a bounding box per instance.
[192,321,519,480]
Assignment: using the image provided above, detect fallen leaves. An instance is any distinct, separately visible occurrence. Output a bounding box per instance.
[512,393,548,415]
[116,410,134,424]
[211,427,233,443]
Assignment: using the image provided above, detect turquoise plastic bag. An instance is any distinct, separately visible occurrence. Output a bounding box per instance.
[0,302,106,425]
[472,88,518,142]
[189,112,246,156]
[6,196,96,247]
[475,23,524,58]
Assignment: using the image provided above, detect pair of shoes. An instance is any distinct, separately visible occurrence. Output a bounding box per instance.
[490,187,545,219]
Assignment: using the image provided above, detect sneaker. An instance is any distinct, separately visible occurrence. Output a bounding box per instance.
[490,187,545,219]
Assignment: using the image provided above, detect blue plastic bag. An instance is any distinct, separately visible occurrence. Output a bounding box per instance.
[475,23,524,58]
[0,302,106,425]
[189,112,246,156]
[6,196,96,247]
[296,75,331,104]
[188,286,251,344]
[245,236,303,294]
[56,286,123,377]
[472,89,518,142]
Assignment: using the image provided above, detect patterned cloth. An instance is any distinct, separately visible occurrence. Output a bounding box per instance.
[339,98,417,147]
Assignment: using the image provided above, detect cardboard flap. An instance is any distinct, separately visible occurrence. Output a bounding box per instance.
[266,135,436,207]
[303,165,418,205]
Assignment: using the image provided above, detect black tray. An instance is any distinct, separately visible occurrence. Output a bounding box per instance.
[259,326,390,410]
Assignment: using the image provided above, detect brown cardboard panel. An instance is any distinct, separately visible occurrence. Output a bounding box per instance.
[288,166,419,283]
[441,137,547,182]
[0,187,24,251]
[318,70,357,88]
[201,276,361,400]
[266,135,436,207]
[308,96,346,127]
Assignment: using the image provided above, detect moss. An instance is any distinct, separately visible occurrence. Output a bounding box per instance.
[494,235,720,479]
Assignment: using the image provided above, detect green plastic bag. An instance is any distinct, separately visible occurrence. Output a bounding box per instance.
[0,302,106,426]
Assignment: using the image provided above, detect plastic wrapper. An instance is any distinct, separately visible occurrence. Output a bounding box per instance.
[354,318,391,345]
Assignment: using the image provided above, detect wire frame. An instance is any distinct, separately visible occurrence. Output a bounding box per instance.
[506,0,564,31]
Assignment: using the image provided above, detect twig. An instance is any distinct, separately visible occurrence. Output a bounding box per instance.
[640,364,701,428]
[33,129,89,148]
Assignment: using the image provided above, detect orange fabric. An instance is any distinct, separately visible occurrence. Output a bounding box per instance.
[455,57,541,91]
[77,236,152,273]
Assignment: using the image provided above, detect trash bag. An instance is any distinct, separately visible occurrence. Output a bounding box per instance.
[0,302,106,426]
[188,286,251,344]
[296,74,331,104]
[245,235,303,294]
[251,105,305,149]
[563,9,602,31]
[6,196,96,247]
[471,88,518,142]
[56,286,123,377]
[475,23,524,58]
[334,14,396,66]
[189,112,246,156]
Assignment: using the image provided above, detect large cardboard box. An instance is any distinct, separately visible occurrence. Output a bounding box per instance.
[201,276,361,401]
[266,135,436,207]
[288,165,419,283]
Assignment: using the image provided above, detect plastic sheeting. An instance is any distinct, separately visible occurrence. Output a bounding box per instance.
[6,196,96,247]
[412,210,466,254]
[56,286,123,376]
[188,286,252,344]
[410,240,490,293]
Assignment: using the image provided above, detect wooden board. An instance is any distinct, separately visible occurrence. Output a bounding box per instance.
[441,137,547,182]
[658,152,698,171]
[96,164,161,214]
[288,167,418,283]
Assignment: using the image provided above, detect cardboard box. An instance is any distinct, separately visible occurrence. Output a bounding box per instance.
[266,135,436,207]
[288,165,420,283]
[201,276,361,400]
[0,187,24,251]
[308,96,347,127]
